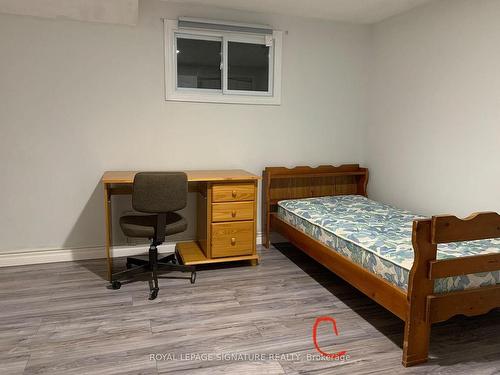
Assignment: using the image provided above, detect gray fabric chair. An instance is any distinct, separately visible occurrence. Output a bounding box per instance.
[109,172,196,300]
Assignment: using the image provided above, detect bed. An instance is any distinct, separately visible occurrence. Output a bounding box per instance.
[262,165,500,367]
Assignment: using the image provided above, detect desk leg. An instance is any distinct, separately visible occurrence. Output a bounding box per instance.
[104,183,113,281]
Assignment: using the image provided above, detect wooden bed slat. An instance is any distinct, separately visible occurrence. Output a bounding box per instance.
[269,171,367,179]
[429,253,500,279]
[265,164,364,175]
[268,176,358,201]
[427,285,500,323]
[431,212,500,244]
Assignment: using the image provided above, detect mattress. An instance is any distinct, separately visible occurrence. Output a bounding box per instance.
[277,195,500,293]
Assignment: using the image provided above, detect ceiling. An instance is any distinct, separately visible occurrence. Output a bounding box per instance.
[160,0,435,24]
[0,0,435,26]
[0,0,138,25]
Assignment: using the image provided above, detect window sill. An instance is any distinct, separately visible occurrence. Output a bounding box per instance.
[165,90,281,105]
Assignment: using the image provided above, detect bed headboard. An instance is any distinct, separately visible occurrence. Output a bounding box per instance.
[261,164,369,247]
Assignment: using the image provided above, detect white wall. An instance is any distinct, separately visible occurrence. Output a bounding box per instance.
[367,0,500,217]
[0,0,369,252]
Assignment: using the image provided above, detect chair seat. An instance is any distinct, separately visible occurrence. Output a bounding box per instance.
[120,212,187,238]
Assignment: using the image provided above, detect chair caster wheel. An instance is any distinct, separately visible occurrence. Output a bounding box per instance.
[110,281,121,290]
[149,288,159,300]
[190,272,196,284]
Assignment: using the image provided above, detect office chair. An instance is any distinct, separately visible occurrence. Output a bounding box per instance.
[109,172,196,300]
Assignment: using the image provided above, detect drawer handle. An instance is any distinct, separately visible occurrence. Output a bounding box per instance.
[231,237,236,246]
[232,190,237,198]
[231,210,237,218]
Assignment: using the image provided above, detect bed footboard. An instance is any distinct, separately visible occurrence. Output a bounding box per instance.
[403,212,500,366]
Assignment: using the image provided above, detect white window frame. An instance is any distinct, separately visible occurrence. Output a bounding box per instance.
[164,19,282,105]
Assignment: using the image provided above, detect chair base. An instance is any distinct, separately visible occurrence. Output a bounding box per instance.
[108,246,196,300]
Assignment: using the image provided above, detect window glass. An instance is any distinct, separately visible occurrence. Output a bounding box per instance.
[227,41,269,92]
[176,37,222,89]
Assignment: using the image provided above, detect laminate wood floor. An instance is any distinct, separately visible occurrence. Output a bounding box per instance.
[1,243,499,375]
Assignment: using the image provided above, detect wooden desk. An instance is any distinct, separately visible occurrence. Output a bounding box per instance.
[102,170,260,280]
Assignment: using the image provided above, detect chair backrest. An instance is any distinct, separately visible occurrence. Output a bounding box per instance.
[132,172,187,213]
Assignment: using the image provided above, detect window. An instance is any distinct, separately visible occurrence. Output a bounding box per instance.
[227,41,269,92]
[176,36,222,90]
[164,19,282,105]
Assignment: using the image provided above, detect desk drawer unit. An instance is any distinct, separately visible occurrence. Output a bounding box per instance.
[209,182,257,259]
[211,221,254,258]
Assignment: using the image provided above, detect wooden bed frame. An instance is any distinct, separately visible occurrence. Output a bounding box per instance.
[262,164,500,366]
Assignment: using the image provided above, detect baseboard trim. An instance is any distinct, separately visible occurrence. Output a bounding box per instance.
[0,234,263,267]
